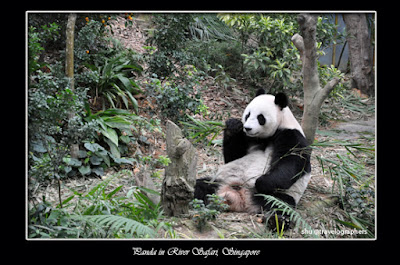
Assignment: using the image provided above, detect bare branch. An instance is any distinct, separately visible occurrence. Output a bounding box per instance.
[291,33,304,62]
[323,77,341,94]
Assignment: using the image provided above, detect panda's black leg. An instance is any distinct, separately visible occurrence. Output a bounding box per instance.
[266,212,292,232]
[194,177,220,205]
[223,118,248,163]
[257,194,296,231]
[268,193,296,230]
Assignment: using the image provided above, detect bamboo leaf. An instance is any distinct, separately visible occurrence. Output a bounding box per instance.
[106,185,123,199]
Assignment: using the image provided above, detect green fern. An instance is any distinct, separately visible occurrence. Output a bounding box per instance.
[72,214,156,238]
[257,194,319,238]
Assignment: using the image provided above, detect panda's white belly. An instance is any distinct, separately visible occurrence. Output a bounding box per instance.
[214,146,311,206]
[215,147,274,188]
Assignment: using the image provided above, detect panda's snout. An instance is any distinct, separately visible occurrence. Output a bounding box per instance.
[244,127,252,132]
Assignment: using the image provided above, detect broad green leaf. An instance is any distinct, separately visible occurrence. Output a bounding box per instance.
[78,165,91,175]
[101,127,118,147]
[116,74,132,90]
[102,116,131,129]
[104,138,121,159]
[96,108,131,116]
[68,158,82,167]
[120,135,131,144]
[122,64,143,72]
[84,142,104,152]
[90,155,103,165]
[126,90,139,113]
[92,167,104,176]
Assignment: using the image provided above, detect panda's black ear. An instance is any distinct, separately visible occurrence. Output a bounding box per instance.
[274,93,288,110]
[255,88,266,97]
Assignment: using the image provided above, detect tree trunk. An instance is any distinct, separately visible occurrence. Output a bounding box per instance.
[161,121,197,216]
[65,13,79,159]
[292,14,340,145]
[343,14,374,96]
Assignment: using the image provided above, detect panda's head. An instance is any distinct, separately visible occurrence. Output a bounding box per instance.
[242,89,289,138]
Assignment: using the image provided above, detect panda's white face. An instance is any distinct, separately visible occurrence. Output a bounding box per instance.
[242,94,283,138]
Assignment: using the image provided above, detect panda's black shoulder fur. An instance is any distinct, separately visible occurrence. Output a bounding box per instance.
[253,128,311,198]
[223,116,310,164]
[271,128,311,166]
[249,128,311,176]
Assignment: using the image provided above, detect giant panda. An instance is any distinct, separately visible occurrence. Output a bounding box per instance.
[194,89,311,227]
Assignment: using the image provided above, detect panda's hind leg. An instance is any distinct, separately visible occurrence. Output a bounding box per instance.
[255,193,296,231]
[265,212,293,232]
[194,177,220,204]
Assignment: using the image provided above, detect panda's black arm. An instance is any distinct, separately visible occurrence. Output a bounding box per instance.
[255,129,311,195]
[223,118,248,163]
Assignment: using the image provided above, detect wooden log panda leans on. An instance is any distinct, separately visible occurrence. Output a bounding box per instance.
[194,89,311,228]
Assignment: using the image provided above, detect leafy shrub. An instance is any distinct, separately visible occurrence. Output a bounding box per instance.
[83,49,143,112]
[28,16,157,184]
[29,171,169,238]
[28,14,171,238]
[145,50,175,78]
[74,20,109,64]
[218,14,299,92]
[184,39,243,77]
[212,64,237,89]
[144,65,207,122]
[190,194,228,232]
[28,22,60,76]
[28,72,97,182]
[318,64,346,98]
[63,143,107,177]
[148,14,194,51]
[146,14,194,77]
[29,200,83,238]
[62,107,163,178]
[218,14,344,95]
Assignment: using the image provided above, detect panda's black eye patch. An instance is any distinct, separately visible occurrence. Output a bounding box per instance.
[245,112,250,121]
[257,114,266,125]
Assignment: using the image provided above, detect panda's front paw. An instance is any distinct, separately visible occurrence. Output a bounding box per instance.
[225,118,243,136]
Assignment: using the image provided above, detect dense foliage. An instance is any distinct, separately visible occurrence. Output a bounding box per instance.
[28,14,165,238]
